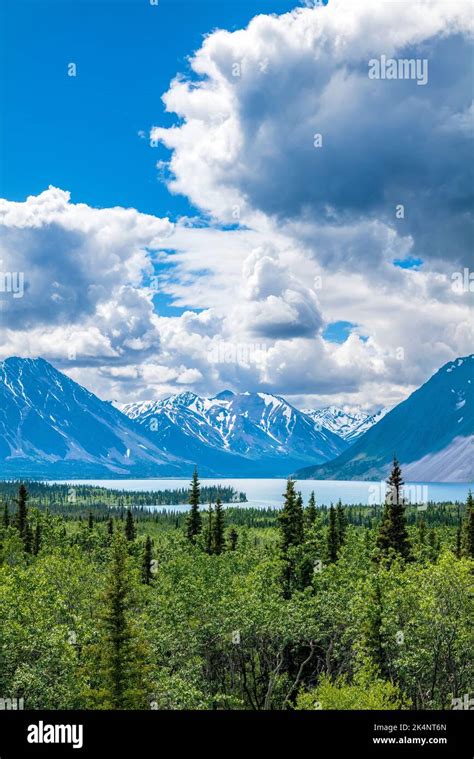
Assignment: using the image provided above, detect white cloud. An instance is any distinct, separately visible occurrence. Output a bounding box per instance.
[152,0,473,265]
[1,1,472,411]
[0,187,172,366]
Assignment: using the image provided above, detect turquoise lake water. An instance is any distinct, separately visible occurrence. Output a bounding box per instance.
[47,478,472,509]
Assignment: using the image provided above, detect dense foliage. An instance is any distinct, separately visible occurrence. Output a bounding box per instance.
[0,467,472,711]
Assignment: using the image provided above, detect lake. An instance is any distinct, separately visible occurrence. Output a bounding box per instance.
[47,478,472,510]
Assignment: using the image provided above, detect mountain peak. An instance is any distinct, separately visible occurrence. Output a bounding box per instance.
[0,356,188,477]
[2,356,48,368]
[442,354,474,375]
[213,390,235,401]
[167,391,198,407]
[297,355,473,482]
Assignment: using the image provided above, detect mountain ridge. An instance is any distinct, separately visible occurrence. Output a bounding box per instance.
[303,405,388,442]
[118,389,349,476]
[295,355,474,483]
[0,355,471,481]
[0,357,191,478]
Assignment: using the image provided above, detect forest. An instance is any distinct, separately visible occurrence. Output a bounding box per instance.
[0,460,472,711]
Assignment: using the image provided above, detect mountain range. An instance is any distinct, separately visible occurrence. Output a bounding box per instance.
[0,355,471,481]
[0,357,347,478]
[118,390,348,477]
[302,406,388,443]
[296,355,473,482]
[0,357,188,478]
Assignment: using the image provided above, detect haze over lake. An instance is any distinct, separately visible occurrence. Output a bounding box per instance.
[47,478,472,510]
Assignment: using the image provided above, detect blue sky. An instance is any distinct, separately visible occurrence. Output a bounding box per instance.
[0,0,471,409]
[1,0,297,217]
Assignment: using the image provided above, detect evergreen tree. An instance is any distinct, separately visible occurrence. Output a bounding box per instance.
[327,505,338,563]
[305,491,317,526]
[124,509,136,542]
[213,497,225,555]
[142,536,153,585]
[278,480,304,597]
[295,493,305,545]
[455,522,462,559]
[461,490,474,559]
[228,527,238,551]
[205,503,214,555]
[15,484,30,552]
[336,500,347,549]
[107,516,114,536]
[2,501,9,528]
[386,456,404,504]
[186,468,202,543]
[95,532,150,708]
[88,511,94,530]
[428,528,440,562]
[278,479,304,552]
[377,458,411,560]
[417,514,426,545]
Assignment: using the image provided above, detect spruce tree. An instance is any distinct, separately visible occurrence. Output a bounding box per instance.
[295,492,305,545]
[228,527,238,551]
[124,509,136,541]
[88,511,94,530]
[107,516,114,536]
[278,479,302,597]
[455,522,462,559]
[305,491,317,526]
[278,479,303,552]
[213,497,225,555]
[95,532,149,708]
[461,490,474,559]
[142,536,153,585]
[186,467,202,543]
[205,503,214,555]
[377,458,411,560]
[327,504,338,563]
[15,484,30,552]
[417,514,426,545]
[335,500,347,549]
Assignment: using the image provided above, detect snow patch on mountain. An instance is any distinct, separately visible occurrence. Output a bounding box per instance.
[119,390,349,475]
[303,405,388,442]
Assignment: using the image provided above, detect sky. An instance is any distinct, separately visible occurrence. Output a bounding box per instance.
[0,0,472,411]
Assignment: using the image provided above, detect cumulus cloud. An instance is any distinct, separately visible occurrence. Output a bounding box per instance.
[241,244,323,338]
[0,187,173,365]
[1,1,472,411]
[0,186,172,331]
[152,0,473,266]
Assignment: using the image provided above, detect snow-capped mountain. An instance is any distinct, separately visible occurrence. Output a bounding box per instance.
[3,355,470,481]
[0,357,191,478]
[304,406,388,442]
[118,390,349,476]
[296,355,474,483]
